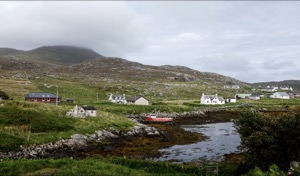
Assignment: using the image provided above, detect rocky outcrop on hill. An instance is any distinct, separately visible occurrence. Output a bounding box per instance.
[0,120,163,159]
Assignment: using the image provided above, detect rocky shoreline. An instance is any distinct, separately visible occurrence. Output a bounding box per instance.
[0,111,240,160]
[0,120,164,159]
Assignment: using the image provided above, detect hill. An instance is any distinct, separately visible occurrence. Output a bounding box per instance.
[0,45,250,101]
[251,80,300,93]
[0,48,23,56]
[10,45,102,65]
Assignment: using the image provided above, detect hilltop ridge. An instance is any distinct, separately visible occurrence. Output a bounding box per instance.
[0,45,251,101]
[8,45,103,65]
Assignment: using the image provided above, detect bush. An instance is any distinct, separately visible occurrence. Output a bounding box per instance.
[235,110,300,170]
[0,90,9,100]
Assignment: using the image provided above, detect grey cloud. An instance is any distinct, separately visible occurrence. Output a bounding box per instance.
[262,61,297,70]
[1,1,300,82]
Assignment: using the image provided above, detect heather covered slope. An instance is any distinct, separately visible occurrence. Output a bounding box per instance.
[0,45,250,101]
[10,45,103,65]
[0,48,23,56]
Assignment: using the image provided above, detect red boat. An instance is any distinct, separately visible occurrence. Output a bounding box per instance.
[144,114,173,123]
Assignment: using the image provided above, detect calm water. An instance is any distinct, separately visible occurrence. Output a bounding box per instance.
[156,122,241,163]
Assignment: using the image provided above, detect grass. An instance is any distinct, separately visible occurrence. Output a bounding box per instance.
[0,156,206,176]
[0,101,135,151]
[237,98,300,110]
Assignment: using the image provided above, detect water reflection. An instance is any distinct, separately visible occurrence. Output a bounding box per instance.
[156,122,241,163]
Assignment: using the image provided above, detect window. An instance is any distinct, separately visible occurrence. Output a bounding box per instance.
[34,98,37,102]
[42,98,45,102]
[47,98,50,102]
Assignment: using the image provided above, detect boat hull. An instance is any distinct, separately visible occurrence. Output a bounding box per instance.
[144,116,173,123]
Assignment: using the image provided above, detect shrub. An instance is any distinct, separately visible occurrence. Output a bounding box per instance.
[0,90,9,100]
[235,110,300,170]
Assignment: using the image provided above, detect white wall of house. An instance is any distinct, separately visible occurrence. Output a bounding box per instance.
[249,96,260,100]
[270,92,290,99]
[85,110,97,117]
[134,97,149,105]
[235,94,251,99]
[201,94,225,105]
[66,105,97,118]
[226,98,236,103]
[108,94,127,104]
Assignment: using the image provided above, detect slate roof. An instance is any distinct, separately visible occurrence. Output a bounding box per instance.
[276,92,289,97]
[25,92,60,98]
[126,96,143,102]
[82,106,97,110]
[250,92,261,97]
[111,95,125,100]
[203,95,224,101]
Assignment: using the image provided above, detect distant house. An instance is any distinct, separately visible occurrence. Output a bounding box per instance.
[223,85,231,89]
[108,94,127,104]
[226,98,236,103]
[66,105,97,118]
[235,94,251,99]
[127,96,149,105]
[249,92,261,100]
[64,98,75,103]
[280,86,293,91]
[200,93,225,105]
[270,92,290,99]
[25,92,60,103]
[224,85,240,89]
[259,86,278,92]
[232,85,240,89]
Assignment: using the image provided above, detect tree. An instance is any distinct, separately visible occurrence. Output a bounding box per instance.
[235,110,300,170]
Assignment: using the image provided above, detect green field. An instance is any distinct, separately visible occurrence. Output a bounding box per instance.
[1,76,300,176]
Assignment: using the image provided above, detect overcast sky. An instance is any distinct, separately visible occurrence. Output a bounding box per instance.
[1,1,300,83]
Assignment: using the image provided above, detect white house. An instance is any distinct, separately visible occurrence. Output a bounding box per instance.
[127,96,149,105]
[235,94,251,99]
[232,85,240,89]
[108,94,127,104]
[223,85,231,89]
[249,92,261,100]
[259,86,278,92]
[270,92,290,99]
[66,105,97,118]
[226,98,236,103]
[201,93,225,105]
[280,86,293,91]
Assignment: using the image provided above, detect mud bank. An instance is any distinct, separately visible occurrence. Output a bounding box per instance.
[174,110,241,125]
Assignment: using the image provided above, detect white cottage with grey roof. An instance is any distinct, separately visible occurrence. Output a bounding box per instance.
[66,105,97,118]
[270,92,290,99]
[200,93,225,105]
[108,94,127,104]
[127,96,149,105]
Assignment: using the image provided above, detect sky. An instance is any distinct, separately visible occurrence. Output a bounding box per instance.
[1,1,300,83]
